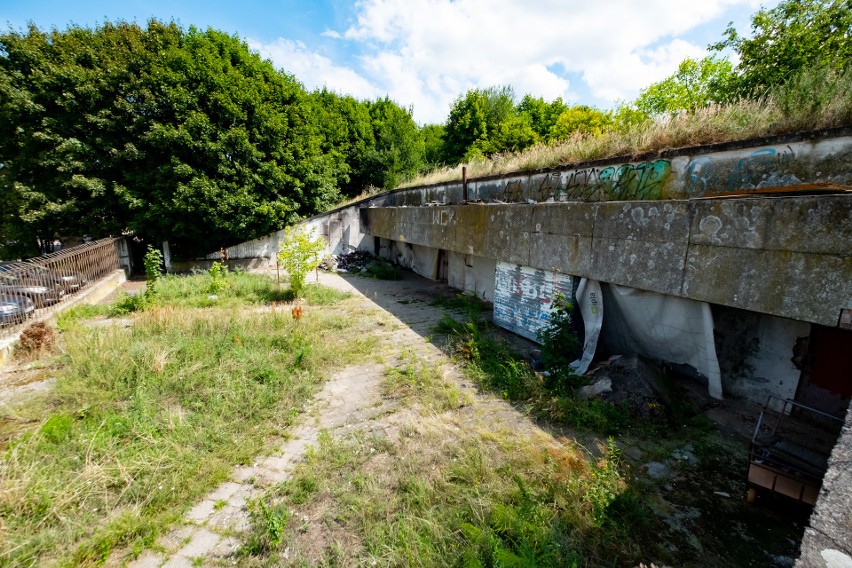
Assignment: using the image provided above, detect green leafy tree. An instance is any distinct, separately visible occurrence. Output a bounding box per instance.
[276,225,327,298]
[549,105,613,139]
[711,0,852,96]
[443,86,540,164]
[363,97,424,190]
[143,245,164,296]
[0,21,339,259]
[442,88,493,164]
[305,91,423,194]
[304,89,375,197]
[610,103,650,132]
[421,123,446,166]
[517,95,568,142]
[634,56,737,115]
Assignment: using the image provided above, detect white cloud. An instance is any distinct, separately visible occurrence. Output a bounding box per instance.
[253,0,766,123]
[247,37,380,99]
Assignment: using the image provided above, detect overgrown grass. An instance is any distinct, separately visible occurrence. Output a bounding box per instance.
[399,66,852,188]
[0,273,371,566]
[435,315,632,435]
[362,259,403,280]
[382,350,470,413]
[243,367,637,566]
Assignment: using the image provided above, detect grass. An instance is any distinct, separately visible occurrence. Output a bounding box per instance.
[435,314,633,435]
[395,66,852,188]
[239,354,637,567]
[0,273,373,566]
[362,259,402,280]
[382,350,471,413]
[232,308,801,567]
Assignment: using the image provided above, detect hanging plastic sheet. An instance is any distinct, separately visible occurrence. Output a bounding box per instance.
[601,283,723,399]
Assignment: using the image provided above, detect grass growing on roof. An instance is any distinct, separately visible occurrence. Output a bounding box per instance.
[394,66,852,189]
[0,273,373,566]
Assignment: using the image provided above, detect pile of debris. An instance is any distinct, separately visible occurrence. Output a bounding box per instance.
[319,250,378,273]
[578,354,677,421]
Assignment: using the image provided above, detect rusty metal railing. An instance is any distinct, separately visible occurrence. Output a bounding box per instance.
[0,237,124,340]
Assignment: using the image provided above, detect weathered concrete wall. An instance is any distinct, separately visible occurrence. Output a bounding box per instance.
[364,195,852,327]
[194,206,369,271]
[366,133,852,207]
[796,402,852,568]
[204,131,852,270]
[447,252,497,302]
[713,306,811,404]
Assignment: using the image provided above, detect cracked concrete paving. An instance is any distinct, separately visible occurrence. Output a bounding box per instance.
[124,271,465,567]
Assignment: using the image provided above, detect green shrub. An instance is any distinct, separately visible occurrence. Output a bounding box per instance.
[276,226,327,298]
[206,262,230,295]
[363,259,402,280]
[143,246,164,296]
[537,294,582,391]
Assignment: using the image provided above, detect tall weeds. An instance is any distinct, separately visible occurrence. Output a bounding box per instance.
[400,66,852,188]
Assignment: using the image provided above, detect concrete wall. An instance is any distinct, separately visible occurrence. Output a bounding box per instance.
[364,195,852,327]
[796,402,852,567]
[203,131,852,271]
[363,133,852,207]
[713,306,811,404]
[192,206,369,272]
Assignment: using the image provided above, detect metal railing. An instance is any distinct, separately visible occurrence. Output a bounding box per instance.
[0,237,124,339]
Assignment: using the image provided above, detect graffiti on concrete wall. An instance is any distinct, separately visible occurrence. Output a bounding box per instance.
[501,160,672,203]
[684,145,799,193]
[431,209,453,226]
[493,262,573,342]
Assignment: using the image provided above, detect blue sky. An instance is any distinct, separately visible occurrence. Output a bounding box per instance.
[1,0,777,124]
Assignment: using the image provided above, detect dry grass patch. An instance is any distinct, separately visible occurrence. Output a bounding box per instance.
[399,69,852,188]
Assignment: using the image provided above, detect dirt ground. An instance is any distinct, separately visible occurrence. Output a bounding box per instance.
[1,269,814,567]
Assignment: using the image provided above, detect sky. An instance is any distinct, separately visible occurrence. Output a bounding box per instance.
[1,0,778,124]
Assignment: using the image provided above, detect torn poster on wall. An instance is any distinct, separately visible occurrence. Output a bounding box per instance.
[493,262,574,342]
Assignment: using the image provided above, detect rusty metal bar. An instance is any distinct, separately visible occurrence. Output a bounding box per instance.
[462,166,468,202]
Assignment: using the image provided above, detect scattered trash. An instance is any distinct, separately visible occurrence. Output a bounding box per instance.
[320,250,377,272]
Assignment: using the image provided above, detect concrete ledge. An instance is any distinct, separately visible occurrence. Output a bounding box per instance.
[0,269,127,369]
[364,194,852,326]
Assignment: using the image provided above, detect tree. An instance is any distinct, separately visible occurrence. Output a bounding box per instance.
[276,225,327,297]
[363,97,424,190]
[442,88,493,164]
[549,105,613,139]
[633,56,736,115]
[0,21,340,259]
[421,124,446,166]
[442,85,540,164]
[304,89,375,197]
[711,0,852,96]
[517,95,568,142]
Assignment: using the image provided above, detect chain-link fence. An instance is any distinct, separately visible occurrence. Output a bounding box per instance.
[0,237,125,339]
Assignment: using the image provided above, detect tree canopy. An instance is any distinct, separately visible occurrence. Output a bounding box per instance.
[712,0,852,97]
[634,56,736,115]
[0,21,424,258]
[440,86,611,164]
